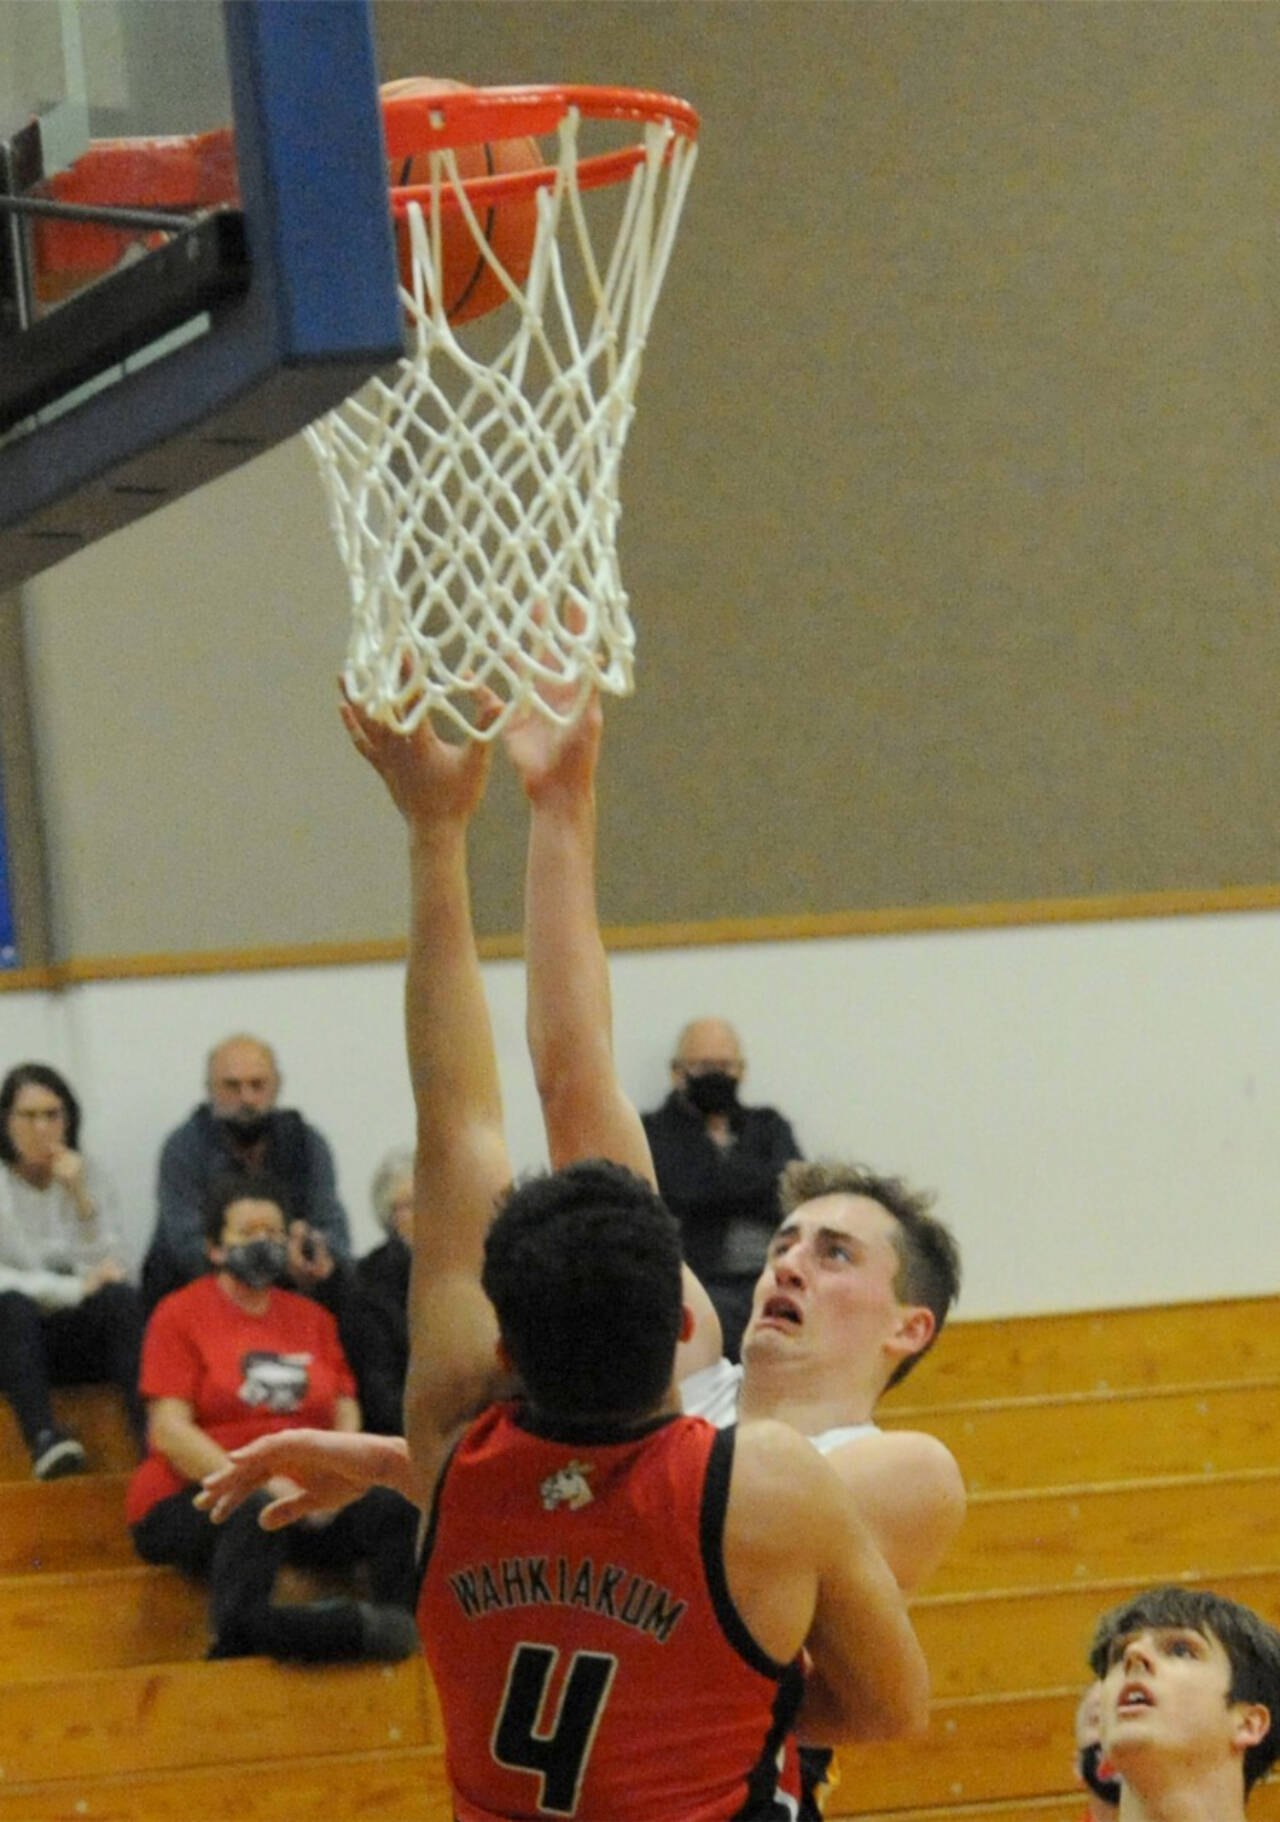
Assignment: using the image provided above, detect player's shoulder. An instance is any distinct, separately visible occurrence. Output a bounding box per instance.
[831,1422,959,1479]
[731,1416,841,1505]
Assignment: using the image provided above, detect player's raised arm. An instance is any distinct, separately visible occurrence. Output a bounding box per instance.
[341,694,514,1503]
[503,690,722,1371]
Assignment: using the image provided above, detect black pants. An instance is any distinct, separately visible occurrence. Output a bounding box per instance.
[131,1482,418,1661]
[0,1283,147,1453]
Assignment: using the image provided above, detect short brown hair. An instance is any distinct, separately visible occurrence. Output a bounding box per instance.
[778,1159,961,1388]
[1089,1585,1280,1794]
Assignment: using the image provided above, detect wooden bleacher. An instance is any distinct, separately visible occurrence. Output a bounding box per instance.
[0,1293,1276,1819]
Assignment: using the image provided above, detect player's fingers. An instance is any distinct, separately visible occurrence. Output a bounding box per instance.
[258,1493,312,1531]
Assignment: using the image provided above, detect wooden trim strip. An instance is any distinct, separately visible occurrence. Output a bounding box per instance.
[4,878,1280,990]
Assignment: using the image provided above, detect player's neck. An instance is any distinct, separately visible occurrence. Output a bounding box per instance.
[737,1351,879,1434]
[1117,1762,1247,1822]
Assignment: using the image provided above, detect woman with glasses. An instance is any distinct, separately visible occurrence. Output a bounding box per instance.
[0,1061,145,1477]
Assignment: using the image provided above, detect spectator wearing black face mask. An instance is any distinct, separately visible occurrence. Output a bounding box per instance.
[641,1017,802,1361]
[140,1034,350,1313]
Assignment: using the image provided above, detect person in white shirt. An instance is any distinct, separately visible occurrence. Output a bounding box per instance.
[0,1062,145,1477]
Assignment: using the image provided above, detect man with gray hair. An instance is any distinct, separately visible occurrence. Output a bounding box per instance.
[141,1033,350,1310]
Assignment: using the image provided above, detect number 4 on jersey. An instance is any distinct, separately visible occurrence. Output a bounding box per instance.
[492,1642,619,1815]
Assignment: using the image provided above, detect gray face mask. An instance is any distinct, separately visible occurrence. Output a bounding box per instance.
[221,1236,287,1289]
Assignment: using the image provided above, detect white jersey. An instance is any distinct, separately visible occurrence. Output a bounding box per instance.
[680,1356,876,1455]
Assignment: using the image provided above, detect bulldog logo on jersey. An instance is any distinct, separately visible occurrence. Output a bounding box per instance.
[539,1459,595,1510]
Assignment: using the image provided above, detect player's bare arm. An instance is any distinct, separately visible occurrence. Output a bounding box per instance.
[200,1428,415,1527]
[725,1418,930,1744]
[828,1426,967,1593]
[506,687,724,1374]
[341,692,516,1505]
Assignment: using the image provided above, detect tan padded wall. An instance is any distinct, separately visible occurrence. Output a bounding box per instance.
[17,2,1280,961]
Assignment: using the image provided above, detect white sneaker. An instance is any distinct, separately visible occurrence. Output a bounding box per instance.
[31,1429,87,1480]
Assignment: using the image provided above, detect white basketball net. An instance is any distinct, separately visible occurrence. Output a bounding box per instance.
[305,106,697,738]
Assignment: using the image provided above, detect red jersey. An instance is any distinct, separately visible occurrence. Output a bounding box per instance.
[126,1273,355,1524]
[417,1404,803,1822]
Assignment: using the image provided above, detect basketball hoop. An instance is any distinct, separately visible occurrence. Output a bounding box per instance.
[306,83,700,739]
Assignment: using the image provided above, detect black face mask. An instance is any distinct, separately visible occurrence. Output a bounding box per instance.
[221,1236,288,1290]
[218,1109,272,1146]
[682,1070,740,1117]
[1078,1743,1121,1807]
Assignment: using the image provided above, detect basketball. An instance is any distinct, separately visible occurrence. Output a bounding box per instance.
[382,77,542,325]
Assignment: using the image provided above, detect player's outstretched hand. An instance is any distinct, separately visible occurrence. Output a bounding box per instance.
[500,600,602,803]
[340,685,497,826]
[196,1428,413,1530]
[503,685,602,805]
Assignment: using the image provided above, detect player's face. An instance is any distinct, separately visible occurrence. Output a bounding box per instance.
[208,1040,278,1117]
[6,1083,68,1173]
[1099,1624,1248,1777]
[742,1193,920,1373]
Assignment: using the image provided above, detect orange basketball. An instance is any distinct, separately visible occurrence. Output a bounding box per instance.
[382,77,542,325]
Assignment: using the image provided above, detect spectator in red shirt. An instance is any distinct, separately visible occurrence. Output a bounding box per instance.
[128,1175,417,1662]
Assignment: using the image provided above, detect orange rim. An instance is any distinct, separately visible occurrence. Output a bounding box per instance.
[384,83,700,216]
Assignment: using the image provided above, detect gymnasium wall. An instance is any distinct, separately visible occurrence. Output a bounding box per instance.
[2,900,1278,1319]
[2,4,1278,1319]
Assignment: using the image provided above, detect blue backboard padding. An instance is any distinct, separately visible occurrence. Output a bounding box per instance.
[225,0,402,359]
[0,0,403,581]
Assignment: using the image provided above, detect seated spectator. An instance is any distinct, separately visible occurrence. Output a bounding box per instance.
[128,1175,418,1663]
[141,1033,351,1310]
[346,1148,412,1435]
[642,1016,802,1359]
[0,1062,145,1478]
[1076,1678,1121,1820]
[287,1148,413,1435]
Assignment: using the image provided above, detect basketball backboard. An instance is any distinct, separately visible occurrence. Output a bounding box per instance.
[0,0,403,591]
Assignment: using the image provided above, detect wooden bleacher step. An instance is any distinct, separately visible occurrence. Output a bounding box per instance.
[881,1293,1280,1409]
[931,1463,1280,1593]
[0,1653,437,1786]
[0,1475,134,1576]
[884,1376,1280,1490]
[824,1688,1273,1814]
[0,1745,453,1822]
[913,1565,1280,1699]
[0,1563,206,1677]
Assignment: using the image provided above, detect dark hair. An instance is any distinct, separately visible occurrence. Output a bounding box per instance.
[202,1173,294,1245]
[0,1063,81,1161]
[778,1159,961,1389]
[1089,1585,1280,1794]
[481,1158,684,1423]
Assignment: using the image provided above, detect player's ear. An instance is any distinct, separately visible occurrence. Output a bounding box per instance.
[494,1337,514,1373]
[888,1304,934,1362]
[1232,1701,1270,1752]
[678,1303,695,1343]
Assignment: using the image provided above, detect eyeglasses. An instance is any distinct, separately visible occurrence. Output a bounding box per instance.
[10,1107,65,1122]
[676,1059,742,1076]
